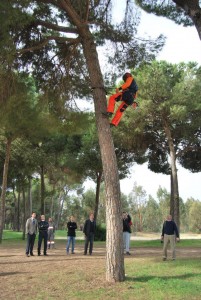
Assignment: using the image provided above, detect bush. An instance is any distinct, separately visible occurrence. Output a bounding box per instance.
[94,224,106,241]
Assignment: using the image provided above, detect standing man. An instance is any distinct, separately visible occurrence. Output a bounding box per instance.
[161,214,180,261]
[123,212,132,255]
[83,213,96,255]
[25,212,38,257]
[47,217,56,249]
[66,216,77,254]
[38,215,49,256]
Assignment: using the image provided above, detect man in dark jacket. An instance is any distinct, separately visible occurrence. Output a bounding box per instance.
[66,216,77,254]
[123,212,132,255]
[83,213,96,255]
[37,215,49,256]
[161,215,180,261]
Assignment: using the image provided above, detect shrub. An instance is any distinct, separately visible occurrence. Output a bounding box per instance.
[94,224,106,241]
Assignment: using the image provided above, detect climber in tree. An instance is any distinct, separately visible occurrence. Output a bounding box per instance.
[103,72,138,126]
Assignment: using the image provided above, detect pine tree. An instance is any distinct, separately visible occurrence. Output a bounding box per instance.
[0,0,164,281]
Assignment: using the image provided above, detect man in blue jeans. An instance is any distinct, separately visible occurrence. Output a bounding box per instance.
[66,216,77,254]
[83,213,96,255]
[123,212,132,255]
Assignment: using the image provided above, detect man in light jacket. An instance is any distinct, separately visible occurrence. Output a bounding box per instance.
[25,212,38,257]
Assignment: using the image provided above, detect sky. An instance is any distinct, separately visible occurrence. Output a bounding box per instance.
[85,3,201,202]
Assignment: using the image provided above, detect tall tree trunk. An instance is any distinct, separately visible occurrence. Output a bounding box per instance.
[80,28,124,282]
[17,186,21,232]
[163,121,180,228]
[50,183,56,217]
[0,137,12,243]
[28,177,32,216]
[57,1,124,282]
[170,171,174,216]
[40,165,45,214]
[12,185,18,231]
[55,190,65,229]
[22,186,26,240]
[94,171,103,222]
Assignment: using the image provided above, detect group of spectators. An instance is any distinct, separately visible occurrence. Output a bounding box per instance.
[25,212,96,256]
[25,211,179,260]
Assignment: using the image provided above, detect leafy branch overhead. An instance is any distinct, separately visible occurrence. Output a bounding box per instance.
[0,0,164,94]
[135,0,201,40]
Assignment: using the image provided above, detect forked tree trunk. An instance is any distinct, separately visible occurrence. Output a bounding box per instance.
[0,137,12,243]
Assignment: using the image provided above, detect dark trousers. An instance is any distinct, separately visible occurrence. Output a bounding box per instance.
[26,233,36,255]
[38,231,48,254]
[84,232,94,254]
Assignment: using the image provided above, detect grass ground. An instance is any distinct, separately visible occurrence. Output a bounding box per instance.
[0,231,201,300]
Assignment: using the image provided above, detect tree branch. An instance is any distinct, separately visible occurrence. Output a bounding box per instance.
[84,0,90,22]
[17,36,81,54]
[34,20,78,34]
[59,0,85,29]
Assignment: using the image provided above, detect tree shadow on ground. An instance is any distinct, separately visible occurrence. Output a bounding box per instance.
[0,271,27,276]
[126,272,201,283]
